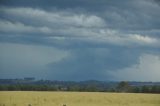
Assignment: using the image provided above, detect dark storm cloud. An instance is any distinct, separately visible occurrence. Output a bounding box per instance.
[47,48,142,81]
[0,0,160,81]
[1,0,160,31]
[0,6,159,48]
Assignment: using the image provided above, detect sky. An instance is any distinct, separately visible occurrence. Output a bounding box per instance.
[0,0,160,81]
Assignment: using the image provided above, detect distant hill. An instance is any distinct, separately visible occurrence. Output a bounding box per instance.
[0,78,160,86]
[0,78,160,93]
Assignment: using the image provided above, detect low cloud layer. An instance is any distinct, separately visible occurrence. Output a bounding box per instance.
[0,0,160,81]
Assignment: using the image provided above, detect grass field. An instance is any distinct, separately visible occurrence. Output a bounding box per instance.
[0,91,160,106]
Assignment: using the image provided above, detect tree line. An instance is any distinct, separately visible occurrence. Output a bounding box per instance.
[0,81,159,93]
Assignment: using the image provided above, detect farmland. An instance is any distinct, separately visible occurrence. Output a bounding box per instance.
[0,91,160,106]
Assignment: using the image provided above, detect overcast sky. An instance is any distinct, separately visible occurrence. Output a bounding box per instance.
[0,0,160,81]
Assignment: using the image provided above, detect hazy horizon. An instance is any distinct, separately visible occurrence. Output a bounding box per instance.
[0,0,160,81]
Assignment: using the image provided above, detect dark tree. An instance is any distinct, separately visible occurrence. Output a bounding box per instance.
[117,81,131,92]
[141,86,150,93]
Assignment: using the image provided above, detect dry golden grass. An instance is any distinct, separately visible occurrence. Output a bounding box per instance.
[0,91,160,106]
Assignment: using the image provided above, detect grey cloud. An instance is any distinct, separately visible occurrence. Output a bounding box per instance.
[0,7,105,29]
[47,48,141,80]
[2,0,160,31]
[0,6,159,48]
[109,54,160,82]
[0,43,69,79]
[0,0,160,81]
[100,0,160,30]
